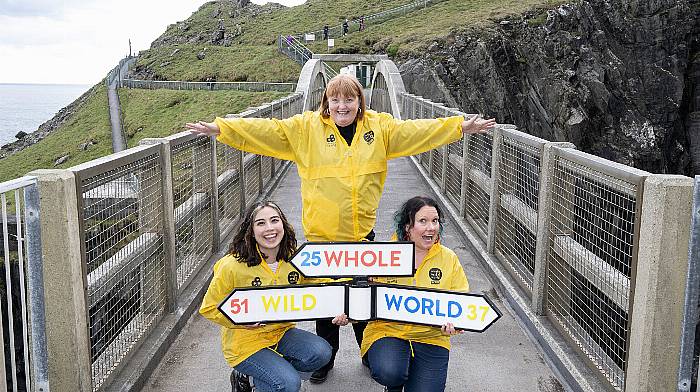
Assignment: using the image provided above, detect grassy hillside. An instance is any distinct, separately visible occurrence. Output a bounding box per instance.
[0,88,285,183]
[139,0,567,82]
[0,0,567,184]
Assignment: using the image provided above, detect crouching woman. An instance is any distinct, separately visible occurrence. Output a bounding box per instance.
[362,196,469,392]
[200,201,332,392]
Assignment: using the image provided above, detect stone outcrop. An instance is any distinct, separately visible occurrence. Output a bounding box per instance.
[399,0,699,175]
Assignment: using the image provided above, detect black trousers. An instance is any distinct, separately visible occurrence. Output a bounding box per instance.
[315,319,367,371]
[316,229,374,371]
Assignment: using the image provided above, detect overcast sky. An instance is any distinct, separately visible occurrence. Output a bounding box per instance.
[0,0,306,85]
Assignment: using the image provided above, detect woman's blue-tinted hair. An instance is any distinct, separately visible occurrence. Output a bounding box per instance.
[393,196,444,241]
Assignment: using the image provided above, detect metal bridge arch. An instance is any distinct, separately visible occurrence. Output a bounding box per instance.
[369,59,406,119]
[295,59,328,112]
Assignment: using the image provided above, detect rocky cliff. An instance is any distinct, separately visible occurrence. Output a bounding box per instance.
[399,0,699,175]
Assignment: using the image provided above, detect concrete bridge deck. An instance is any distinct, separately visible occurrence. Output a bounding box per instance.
[141,158,563,392]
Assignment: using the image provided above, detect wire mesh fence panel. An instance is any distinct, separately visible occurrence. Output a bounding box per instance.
[494,138,542,294]
[217,146,243,239]
[444,138,464,207]
[462,132,493,242]
[370,73,391,114]
[244,155,261,203]
[0,177,47,392]
[79,153,167,390]
[171,137,214,292]
[545,156,640,392]
[260,156,272,188]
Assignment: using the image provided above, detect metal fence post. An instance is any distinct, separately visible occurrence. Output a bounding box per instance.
[678,175,700,392]
[531,142,575,315]
[486,126,503,254]
[24,183,51,392]
[210,137,221,250]
[139,139,178,312]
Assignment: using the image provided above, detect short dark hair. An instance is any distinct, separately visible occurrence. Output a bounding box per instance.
[228,201,297,267]
[394,196,444,241]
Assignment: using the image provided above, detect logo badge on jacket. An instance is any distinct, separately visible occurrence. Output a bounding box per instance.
[326,133,336,147]
[363,130,374,145]
[287,271,300,284]
[429,268,442,284]
[251,277,262,287]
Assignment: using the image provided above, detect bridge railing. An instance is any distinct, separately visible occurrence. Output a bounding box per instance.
[0,177,49,392]
[28,91,304,391]
[119,79,297,92]
[397,91,695,392]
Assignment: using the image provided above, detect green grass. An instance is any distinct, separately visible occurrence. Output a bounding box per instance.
[120,89,287,147]
[0,0,569,184]
[0,88,287,183]
[0,85,112,183]
[143,0,569,82]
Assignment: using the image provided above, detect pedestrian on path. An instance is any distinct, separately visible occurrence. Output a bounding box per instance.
[362,196,469,392]
[186,74,496,385]
[342,18,349,36]
[200,201,342,392]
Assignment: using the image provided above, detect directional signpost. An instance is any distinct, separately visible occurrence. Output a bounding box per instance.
[289,241,415,277]
[373,285,500,332]
[218,284,346,325]
[218,241,502,332]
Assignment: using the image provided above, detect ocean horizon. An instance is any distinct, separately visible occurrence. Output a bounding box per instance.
[0,83,91,147]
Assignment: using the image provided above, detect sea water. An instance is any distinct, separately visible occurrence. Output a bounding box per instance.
[0,83,90,146]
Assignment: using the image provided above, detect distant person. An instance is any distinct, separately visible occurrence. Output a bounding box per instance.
[342,19,349,36]
[362,196,469,392]
[323,24,329,40]
[286,34,293,48]
[200,201,340,392]
[359,15,366,32]
[186,74,496,385]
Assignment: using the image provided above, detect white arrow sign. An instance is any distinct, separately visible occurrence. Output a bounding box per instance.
[218,283,501,332]
[218,284,345,325]
[373,285,501,332]
[289,241,415,278]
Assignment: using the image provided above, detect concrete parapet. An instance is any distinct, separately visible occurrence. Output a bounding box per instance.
[29,169,92,392]
[371,60,406,118]
[626,174,694,392]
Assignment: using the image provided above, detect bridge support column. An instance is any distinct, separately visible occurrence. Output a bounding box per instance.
[626,175,693,392]
[30,169,92,392]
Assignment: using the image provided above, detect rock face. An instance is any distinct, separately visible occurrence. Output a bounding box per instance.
[399,0,699,175]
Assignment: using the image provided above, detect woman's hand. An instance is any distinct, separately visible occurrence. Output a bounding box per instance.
[461,116,496,135]
[332,314,349,326]
[440,322,463,336]
[185,121,221,137]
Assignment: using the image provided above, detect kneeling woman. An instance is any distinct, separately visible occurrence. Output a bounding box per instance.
[362,196,469,392]
[200,201,332,392]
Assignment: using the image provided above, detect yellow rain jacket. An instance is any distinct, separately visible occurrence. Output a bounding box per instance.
[215,110,463,241]
[360,242,469,356]
[199,255,305,367]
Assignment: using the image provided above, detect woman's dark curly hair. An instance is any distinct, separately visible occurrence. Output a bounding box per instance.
[394,196,444,242]
[228,201,297,267]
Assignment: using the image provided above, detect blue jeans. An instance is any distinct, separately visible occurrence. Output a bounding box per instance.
[367,337,449,392]
[234,328,332,392]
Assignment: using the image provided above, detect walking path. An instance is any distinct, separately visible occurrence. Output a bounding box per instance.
[142,158,563,392]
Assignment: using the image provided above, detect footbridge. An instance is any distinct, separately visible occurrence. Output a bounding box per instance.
[1,55,699,392]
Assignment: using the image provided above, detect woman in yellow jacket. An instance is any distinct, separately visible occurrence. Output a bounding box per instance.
[362,196,469,392]
[199,201,333,392]
[188,74,494,383]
